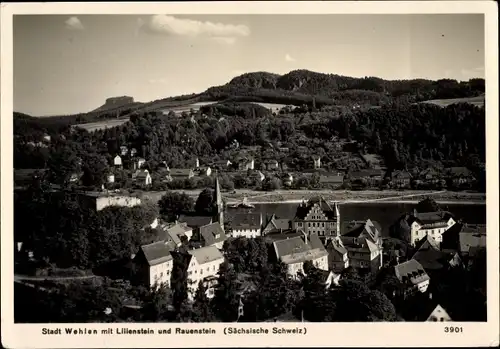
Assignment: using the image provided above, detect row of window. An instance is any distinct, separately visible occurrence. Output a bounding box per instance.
[188,265,217,276]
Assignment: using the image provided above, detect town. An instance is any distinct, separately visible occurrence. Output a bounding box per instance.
[12,13,487,325]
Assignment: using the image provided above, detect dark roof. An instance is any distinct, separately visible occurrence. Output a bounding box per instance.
[264,159,279,164]
[262,214,291,234]
[273,233,327,264]
[169,169,193,177]
[232,213,262,230]
[392,170,412,179]
[459,231,486,253]
[178,215,213,228]
[440,222,464,250]
[319,175,344,184]
[326,238,347,255]
[394,259,430,285]
[188,245,224,264]
[139,241,174,266]
[446,167,473,177]
[412,238,451,270]
[342,219,382,243]
[350,169,385,178]
[200,222,227,246]
[408,211,453,227]
[294,198,339,220]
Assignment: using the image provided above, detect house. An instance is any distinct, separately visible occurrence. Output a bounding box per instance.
[282,173,294,187]
[213,159,232,169]
[231,213,262,238]
[419,168,441,183]
[238,158,255,171]
[391,170,412,188]
[319,173,345,189]
[113,155,122,167]
[426,304,453,322]
[120,146,128,156]
[340,219,384,273]
[14,168,47,187]
[263,159,279,171]
[394,259,430,297]
[401,210,456,246]
[130,148,138,157]
[325,237,349,272]
[178,215,213,233]
[133,157,146,170]
[261,214,291,236]
[459,224,486,256]
[133,241,175,289]
[185,246,225,299]
[43,134,51,143]
[133,169,152,186]
[168,169,195,181]
[163,222,193,246]
[313,156,321,169]
[106,173,115,184]
[68,172,83,183]
[273,232,329,278]
[349,169,386,187]
[411,237,456,272]
[194,222,227,249]
[445,167,476,186]
[292,198,341,241]
[195,167,212,177]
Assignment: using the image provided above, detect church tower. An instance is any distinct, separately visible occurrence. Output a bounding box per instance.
[214,175,224,229]
[333,201,341,237]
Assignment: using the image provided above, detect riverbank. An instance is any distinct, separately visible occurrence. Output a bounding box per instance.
[135,189,486,205]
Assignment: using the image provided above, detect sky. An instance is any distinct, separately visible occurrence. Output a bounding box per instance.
[13,14,485,116]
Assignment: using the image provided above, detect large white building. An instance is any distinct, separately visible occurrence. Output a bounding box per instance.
[231,213,262,238]
[400,210,456,246]
[186,246,225,299]
[134,241,175,289]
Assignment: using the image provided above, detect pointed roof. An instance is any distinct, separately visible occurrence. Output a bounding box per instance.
[214,174,222,207]
[426,304,452,322]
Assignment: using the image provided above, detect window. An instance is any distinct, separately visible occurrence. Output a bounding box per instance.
[298,222,303,227]
[160,272,164,278]
[189,271,192,275]
[322,223,325,227]
[308,223,311,228]
[207,267,210,272]
[195,270,197,274]
[200,269,203,275]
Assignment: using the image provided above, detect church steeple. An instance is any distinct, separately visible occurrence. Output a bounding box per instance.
[214,174,224,228]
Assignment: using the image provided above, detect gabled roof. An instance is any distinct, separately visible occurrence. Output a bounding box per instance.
[459,230,486,253]
[446,167,473,177]
[273,233,327,265]
[427,305,452,322]
[169,168,193,177]
[262,214,291,234]
[412,237,450,270]
[189,245,224,265]
[319,175,344,184]
[294,198,339,220]
[232,213,262,230]
[392,170,412,179]
[200,222,227,246]
[134,169,150,179]
[394,259,430,285]
[164,223,192,245]
[408,211,453,227]
[178,214,213,228]
[326,237,347,255]
[342,219,382,243]
[350,169,385,178]
[139,241,174,266]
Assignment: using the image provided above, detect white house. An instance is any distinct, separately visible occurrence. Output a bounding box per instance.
[113,155,122,167]
[134,241,175,289]
[107,174,115,184]
[426,304,452,322]
[394,259,430,296]
[133,169,152,186]
[404,210,456,246]
[134,158,146,170]
[186,246,225,299]
[273,232,329,278]
[231,213,262,238]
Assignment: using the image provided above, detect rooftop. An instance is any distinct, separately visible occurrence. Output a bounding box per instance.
[139,241,175,266]
[189,246,224,265]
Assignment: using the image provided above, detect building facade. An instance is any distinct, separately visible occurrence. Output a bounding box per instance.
[292,198,341,241]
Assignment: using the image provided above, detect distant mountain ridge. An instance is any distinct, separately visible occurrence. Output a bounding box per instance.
[15,69,485,122]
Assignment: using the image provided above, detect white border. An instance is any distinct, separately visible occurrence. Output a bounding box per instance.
[1,2,498,348]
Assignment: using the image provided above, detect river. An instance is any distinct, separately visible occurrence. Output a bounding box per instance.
[226,202,486,236]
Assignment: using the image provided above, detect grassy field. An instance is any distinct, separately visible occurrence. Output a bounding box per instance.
[419,95,485,108]
[74,118,131,132]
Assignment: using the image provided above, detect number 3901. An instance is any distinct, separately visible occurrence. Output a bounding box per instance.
[444,327,463,333]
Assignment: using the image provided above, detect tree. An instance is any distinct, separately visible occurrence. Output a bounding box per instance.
[141,284,171,321]
[330,280,398,321]
[81,152,110,188]
[191,281,216,322]
[416,197,441,213]
[262,176,282,191]
[158,192,194,221]
[194,188,215,215]
[212,261,240,322]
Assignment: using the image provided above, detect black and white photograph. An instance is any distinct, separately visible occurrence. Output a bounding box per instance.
[1,1,498,348]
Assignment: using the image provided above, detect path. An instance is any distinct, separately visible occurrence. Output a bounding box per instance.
[14,274,96,282]
[342,190,447,203]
